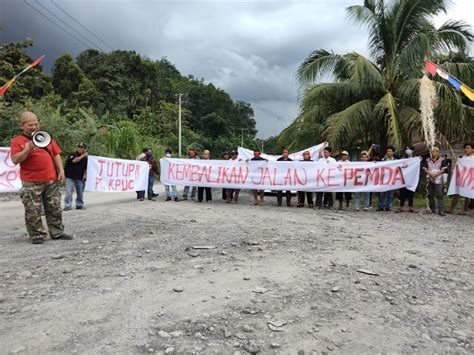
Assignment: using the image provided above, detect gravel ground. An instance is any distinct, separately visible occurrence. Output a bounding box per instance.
[0,184,473,355]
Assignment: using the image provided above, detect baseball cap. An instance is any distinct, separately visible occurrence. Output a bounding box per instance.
[77,143,87,148]
[341,150,349,155]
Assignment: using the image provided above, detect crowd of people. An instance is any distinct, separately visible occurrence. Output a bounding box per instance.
[8,110,473,244]
[154,143,473,216]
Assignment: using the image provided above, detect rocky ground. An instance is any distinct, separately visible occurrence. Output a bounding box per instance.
[0,185,473,355]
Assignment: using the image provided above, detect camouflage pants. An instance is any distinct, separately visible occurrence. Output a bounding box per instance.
[20,181,64,240]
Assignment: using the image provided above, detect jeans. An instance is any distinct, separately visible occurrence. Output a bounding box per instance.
[183,186,197,199]
[64,178,85,208]
[165,185,178,198]
[378,190,394,209]
[355,192,370,209]
[138,176,155,199]
[428,183,444,212]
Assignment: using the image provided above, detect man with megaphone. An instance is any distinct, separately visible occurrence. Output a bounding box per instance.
[10,111,74,244]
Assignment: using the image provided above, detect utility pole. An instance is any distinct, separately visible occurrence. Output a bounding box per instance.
[178,93,183,157]
[240,128,247,147]
[261,137,264,153]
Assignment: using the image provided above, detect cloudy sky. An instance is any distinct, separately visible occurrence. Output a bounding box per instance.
[1,0,472,138]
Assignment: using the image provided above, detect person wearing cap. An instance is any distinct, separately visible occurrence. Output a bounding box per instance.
[63,143,88,211]
[276,148,293,207]
[225,151,241,203]
[335,150,352,210]
[250,148,267,205]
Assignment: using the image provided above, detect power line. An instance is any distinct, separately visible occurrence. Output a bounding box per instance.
[31,0,106,51]
[23,0,94,50]
[50,0,113,51]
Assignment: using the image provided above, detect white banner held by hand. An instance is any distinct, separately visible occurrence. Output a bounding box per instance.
[0,148,21,193]
[161,157,421,192]
[237,142,327,161]
[447,158,474,199]
[85,155,149,192]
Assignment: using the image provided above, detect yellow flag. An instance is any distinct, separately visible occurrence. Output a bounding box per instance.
[461,84,474,101]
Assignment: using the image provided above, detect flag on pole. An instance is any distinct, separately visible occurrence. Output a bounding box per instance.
[0,55,45,97]
[424,60,473,102]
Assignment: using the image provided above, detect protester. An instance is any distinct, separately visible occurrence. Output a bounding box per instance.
[63,142,88,211]
[297,151,314,208]
[164,148,178,202]
[250,148,267,205]
[197,150,212,203]
[10,111,73,244]
[136,148,158,199]
[397,146,416,213]
[138,149,159,201]
[422,146,448,216]
[222,151,230,201]
[354,151,371,211]
[225,151,241,203]
[446,142,473,215]
[335,150,352,210]
[276,148,293,207]
[377,146,396,211]
[316,146,336,209]
[183,148,198,200]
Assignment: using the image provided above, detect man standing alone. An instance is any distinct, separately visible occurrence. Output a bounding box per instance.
[64,143,88,210]
[10,111,73,244]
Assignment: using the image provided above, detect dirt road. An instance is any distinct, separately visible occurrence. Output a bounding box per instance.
[0,185,473,354]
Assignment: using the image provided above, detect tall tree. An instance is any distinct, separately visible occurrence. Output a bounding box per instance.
[283,0,473,152]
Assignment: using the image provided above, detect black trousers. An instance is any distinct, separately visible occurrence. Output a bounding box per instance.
[277,191,292,206]
[316,192,333,208]
[298,191,313,206]
[198,187,212,202]
[336,192,352,201]
[399,188,414,207]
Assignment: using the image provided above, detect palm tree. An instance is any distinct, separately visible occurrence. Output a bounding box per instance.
[282,0,473,152]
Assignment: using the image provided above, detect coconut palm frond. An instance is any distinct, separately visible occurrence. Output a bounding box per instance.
[375,92,402,149]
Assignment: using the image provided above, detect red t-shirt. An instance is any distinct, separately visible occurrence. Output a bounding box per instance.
[10,135,62,182]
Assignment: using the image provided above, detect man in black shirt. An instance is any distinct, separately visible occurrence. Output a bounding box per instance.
[276,148,293,207]
[64,143,88,210]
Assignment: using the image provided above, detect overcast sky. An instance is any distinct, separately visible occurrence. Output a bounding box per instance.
[1,0,472,138]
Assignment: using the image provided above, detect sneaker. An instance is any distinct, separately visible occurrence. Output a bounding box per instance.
[152,193,159,197]
[165,197,171,201]
[52,233,74,240]
[174,197,179,202]
[183,196,188,201]
[438,211,446,216]
[355,208,360,212]
[385,208,392,212]
[139,197,144,201]
[363,207,369,212]
[376,208,384,211]
[76,206,85,210]
[148,198,156,201]
[63,207,72,211]
[31,237,45,244]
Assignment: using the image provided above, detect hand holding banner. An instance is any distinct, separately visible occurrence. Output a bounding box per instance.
[237,142,327,161]
[0,148,21,193]
[160,157,421,192]
[85,155,149,192]
[447,158,474,198]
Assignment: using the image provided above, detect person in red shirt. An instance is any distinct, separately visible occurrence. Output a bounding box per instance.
[10,111,73,244]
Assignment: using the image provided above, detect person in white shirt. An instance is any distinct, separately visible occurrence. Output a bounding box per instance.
[316,147,336,209]
[446,143,473,215]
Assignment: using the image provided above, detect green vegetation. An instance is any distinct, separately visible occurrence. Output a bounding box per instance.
[0,38,258,158]
[279,0,474,152]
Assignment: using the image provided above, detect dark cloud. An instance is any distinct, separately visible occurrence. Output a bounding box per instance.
[1,0,470,137]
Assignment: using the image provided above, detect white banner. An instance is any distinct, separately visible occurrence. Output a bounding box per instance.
[0,148,21,193]
[160,157,421,192]
[447,158,474,198]
[85,155,149,192]
[237,142,327,161]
